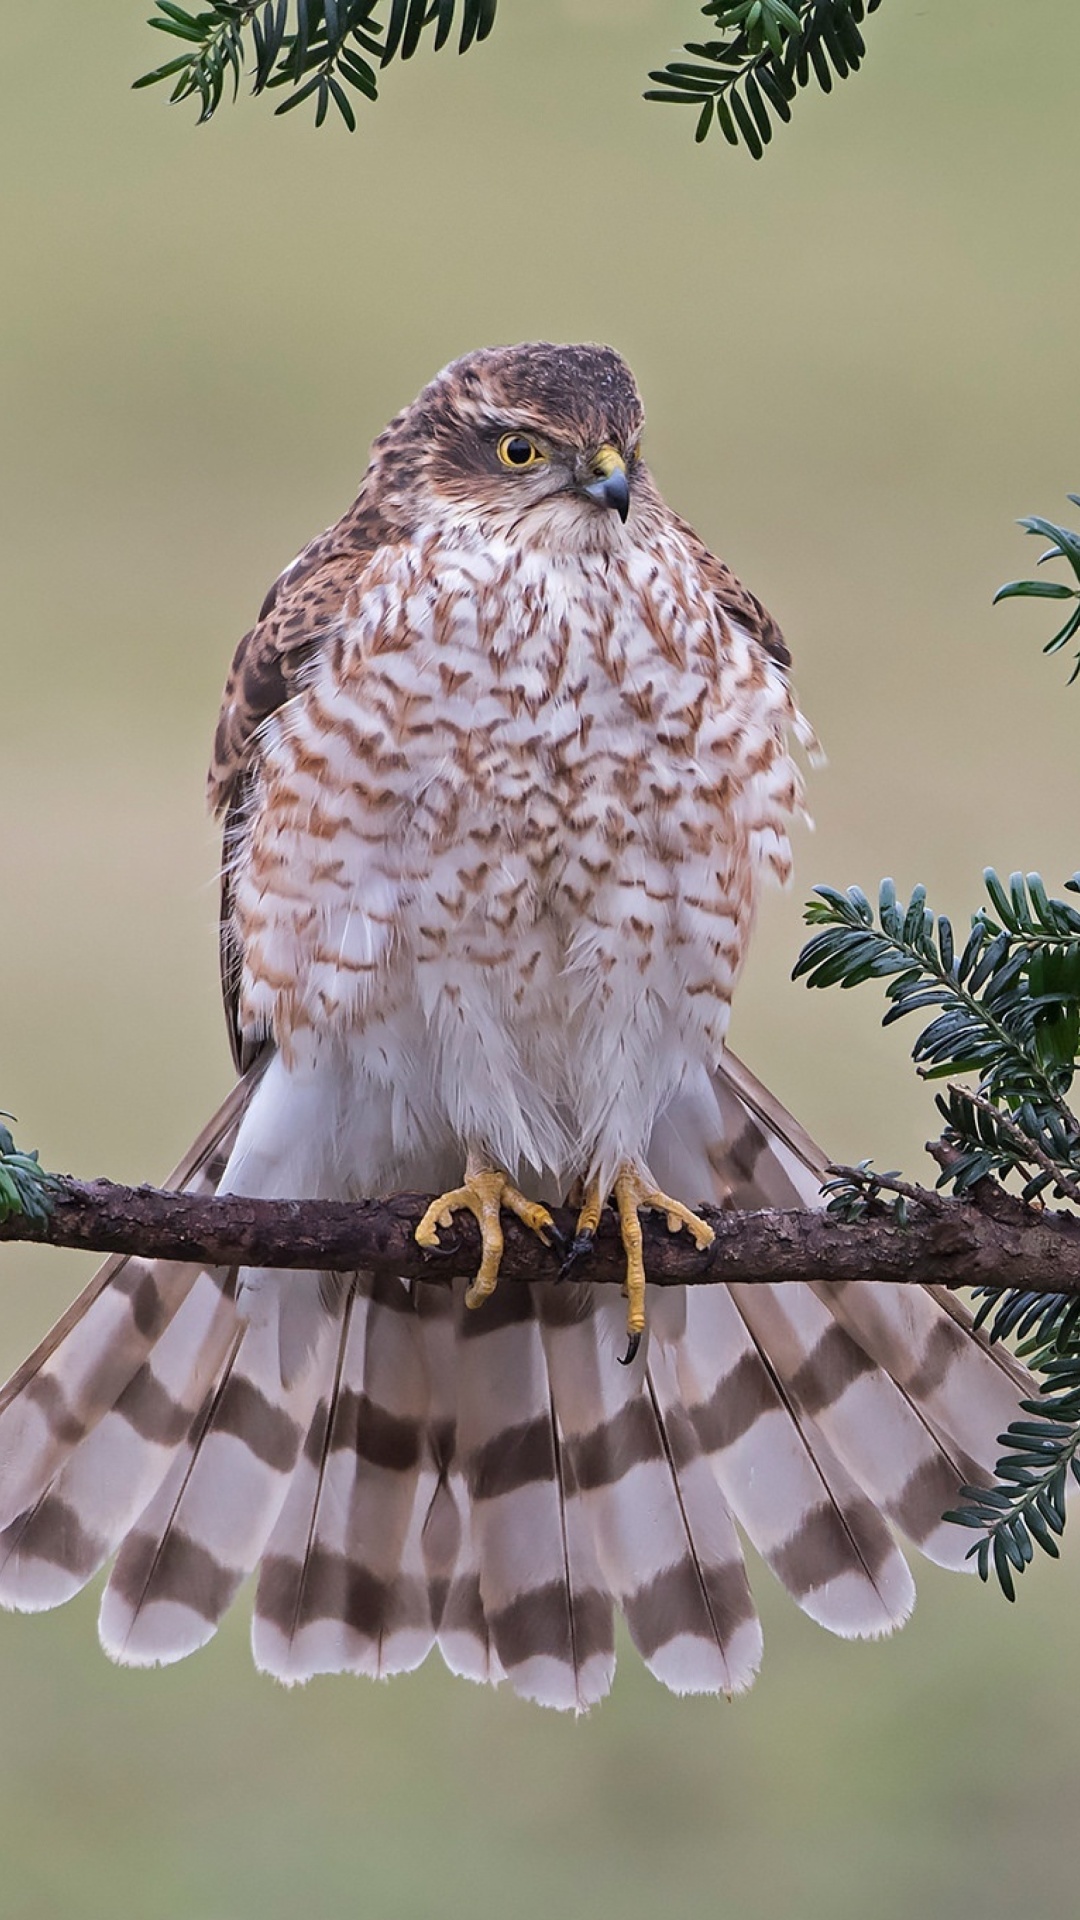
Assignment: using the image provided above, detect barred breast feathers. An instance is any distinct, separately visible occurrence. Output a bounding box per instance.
[220,517,813,1194]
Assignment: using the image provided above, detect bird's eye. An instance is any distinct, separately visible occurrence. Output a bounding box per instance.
[497,433,544,469]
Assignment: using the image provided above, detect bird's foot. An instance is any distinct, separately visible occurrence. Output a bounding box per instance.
[415,1163,557,1311]
[612,1164,715,1366]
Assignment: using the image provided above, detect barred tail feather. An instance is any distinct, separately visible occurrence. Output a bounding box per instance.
[253,1276,435,1684]
[640,1332,765,1694]
[0,1256,202,1532]
[653,1052,1030,1595]
[100,1298,333,1667]
[457,1282,615,1711]
[540,1284,762,1698]
[664,1282,915,1637]
[411,1286,507,1689]
[728,1278,995,1571]
[0,1266,238,1611]
[434,1497,509,1691]
[708,1051,1032,1497]
[0,1079,257,1606]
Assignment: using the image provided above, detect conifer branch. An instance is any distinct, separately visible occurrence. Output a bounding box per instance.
[133,0,885,151]
[645,0,884,158]
[134,0,496,128]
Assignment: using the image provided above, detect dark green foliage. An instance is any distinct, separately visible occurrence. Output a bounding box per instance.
[797,869,1080,1597]
[134,0,497,127]
[645,0,883,159]
[136,0,882,149]
[943,1352,1080,1603]
[797,497,1080,1596]
[820,1161,911,1226]
[0,1122,56,1228]
[795,872,1080,1204]
[993,497,1080,682]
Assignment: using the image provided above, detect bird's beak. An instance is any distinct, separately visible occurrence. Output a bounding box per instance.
[582,444,630,523]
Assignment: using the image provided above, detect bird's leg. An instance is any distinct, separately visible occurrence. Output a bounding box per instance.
[415,1151,557,1311]
[612,1163,715,1366]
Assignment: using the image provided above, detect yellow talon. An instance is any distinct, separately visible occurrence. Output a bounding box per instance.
[557,1178,604,1282]
[574,1181,603,1241]
[612,1164,715,1363]
[415,1162,555,1311]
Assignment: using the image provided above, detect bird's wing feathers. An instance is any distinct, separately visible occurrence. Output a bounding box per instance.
[210,503,394,1070]
[207,489,389,818]
[667,510,790,669]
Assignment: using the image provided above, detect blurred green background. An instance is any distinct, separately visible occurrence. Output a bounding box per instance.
[3,3,1080,1915]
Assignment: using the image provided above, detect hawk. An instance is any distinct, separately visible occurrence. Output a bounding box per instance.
[0,343,1028,1709]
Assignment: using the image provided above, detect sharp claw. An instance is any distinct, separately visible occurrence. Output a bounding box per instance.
[539,1220,567,1257]
[618,1331,642,1367]
[559,1229,595,1282]
[418,1231,462,1259]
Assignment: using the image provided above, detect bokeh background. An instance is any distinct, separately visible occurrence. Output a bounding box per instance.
[3,3,1080,1915]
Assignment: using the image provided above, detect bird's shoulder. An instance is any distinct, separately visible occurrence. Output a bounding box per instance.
[208,490,395,816]
[666,508,790,670]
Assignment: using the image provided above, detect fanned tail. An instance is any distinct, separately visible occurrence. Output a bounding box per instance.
[0,1048,1035,1707]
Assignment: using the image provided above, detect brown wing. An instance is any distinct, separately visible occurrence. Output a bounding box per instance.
[210,494,390,1072]
[668,511,790,669]
[208,491,394,815]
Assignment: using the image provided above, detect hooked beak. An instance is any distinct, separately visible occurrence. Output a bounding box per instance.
[582,444,630,523]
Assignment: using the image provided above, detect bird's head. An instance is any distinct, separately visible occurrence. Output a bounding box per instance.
[367,342,654,549]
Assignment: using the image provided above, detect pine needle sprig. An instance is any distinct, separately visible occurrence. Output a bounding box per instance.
[134,0,496,128]
[644,0,884,159]
[0,1121,57,1230]
[795,863,1080,1598]
[994,497,1080,682]
[795,873,1080,1195]
[944,1361,1080,1602]
[819,1159,931,1226]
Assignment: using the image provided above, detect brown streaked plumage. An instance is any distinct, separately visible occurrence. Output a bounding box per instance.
[0,343,1030,1708]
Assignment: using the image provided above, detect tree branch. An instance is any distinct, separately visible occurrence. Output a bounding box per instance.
[2,1173,1080,1292]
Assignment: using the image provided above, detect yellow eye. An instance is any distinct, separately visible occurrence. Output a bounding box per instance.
[497,433,545,470]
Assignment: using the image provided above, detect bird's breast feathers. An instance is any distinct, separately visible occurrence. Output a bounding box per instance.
[228,520,807,1158]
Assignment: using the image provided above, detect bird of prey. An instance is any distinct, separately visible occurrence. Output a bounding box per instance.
[0,343,1028,1709]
